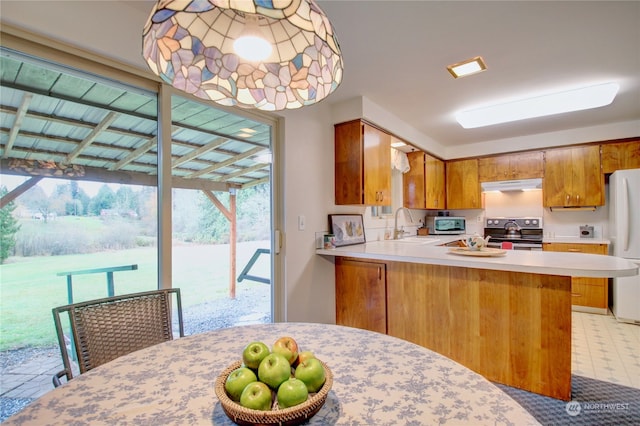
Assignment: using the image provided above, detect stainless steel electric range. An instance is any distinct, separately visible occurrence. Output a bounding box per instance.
[484,217,543,251]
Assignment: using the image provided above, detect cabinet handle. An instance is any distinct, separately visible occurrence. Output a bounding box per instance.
[576,194,580,202]
[571,293,582,297]
[568,248,582,252]
[378,266,382,280]
[566,194,570,203]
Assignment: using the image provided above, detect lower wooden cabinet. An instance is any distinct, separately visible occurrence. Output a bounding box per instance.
[542,242,609,312]
[335,257,386,333]
[334,257,572,400]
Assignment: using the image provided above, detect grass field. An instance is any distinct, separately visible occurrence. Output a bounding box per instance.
[0,241,271,351]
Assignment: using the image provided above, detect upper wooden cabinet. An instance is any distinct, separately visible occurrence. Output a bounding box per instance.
[601,140,640,173]
[478,152,543,182]
[543,145,604,208]
[335,120,391,205]
[446,158,481,209]
[403,151,445,209]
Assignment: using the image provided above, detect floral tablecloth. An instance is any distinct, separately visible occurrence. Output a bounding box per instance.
[5,322,539,425]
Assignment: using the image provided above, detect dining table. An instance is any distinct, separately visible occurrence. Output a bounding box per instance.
[4,322,540,425]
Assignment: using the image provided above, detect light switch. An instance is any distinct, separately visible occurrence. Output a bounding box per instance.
[298,215,305,231]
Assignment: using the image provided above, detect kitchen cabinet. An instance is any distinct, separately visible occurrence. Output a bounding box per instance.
[446,158,481,209]
[403,151,445,209]
[335,257,387,333]
[335,120,391,206]
[333,257,571,400]
[478,151,543,182]
[601,140,640,173]
[542,242,609,313]
[542,145,604,208]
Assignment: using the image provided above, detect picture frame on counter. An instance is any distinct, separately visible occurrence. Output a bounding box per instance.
[329,214,366,247]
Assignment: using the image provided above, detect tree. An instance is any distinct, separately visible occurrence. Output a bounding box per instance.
[88,184,116,216]
[19,185,53,222]
[0,186,21,263]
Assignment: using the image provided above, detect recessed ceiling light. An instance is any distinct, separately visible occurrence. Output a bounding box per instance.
[240,128,257,134]
[237,133,253,138]
[455,82,620,128]
[447,56,487,78]
[391,141,406,148]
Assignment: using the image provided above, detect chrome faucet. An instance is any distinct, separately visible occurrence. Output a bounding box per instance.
[394,207,414,239]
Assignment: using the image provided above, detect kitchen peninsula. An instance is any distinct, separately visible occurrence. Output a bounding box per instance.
[317,238,638,400]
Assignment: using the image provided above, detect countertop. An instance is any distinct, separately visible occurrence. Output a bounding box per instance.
[317,235,637,278]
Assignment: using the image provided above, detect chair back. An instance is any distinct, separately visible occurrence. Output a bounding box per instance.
[53,289,183,385]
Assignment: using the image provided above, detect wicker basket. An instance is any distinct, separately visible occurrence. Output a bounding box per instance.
[214,359,333,426]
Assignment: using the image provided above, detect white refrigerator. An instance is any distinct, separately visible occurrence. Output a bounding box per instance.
[609,168,640,324]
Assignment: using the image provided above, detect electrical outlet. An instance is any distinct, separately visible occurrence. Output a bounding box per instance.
[298,215,305,231]
[477,216,482,223]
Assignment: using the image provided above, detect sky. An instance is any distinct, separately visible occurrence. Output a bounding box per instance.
[0,174,122,197]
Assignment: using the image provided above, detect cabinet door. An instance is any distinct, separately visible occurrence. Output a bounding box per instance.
[542,243,608,309]
[425,154,445,209]
[446,159,480,209]
[543,149,573,207]
[512,151,544,179]
[363,124,391,206]
[478,156,510,182]
[403,151,426,208]
[335,121,364,205]
[335,258,386,333]
[543,146,603,207]
[601,140,640,173]
[572,145,604,206]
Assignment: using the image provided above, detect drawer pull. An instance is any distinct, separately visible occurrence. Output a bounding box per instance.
[568,249,582,252]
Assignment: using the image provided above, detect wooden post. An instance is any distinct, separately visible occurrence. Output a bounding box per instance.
[229,189,237,299]
[203,189,238,299]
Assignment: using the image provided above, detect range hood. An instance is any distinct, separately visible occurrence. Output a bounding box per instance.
[481,178,543,192]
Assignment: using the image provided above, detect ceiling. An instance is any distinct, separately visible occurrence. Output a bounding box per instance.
[1,1,639,156]
[111,0,640,150]
[319,1,640,148]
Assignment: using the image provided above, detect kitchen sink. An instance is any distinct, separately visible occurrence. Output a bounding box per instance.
[379,237,440,245]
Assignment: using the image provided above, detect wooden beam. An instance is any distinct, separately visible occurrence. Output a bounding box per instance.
[65,111,119,163]
[187,147,264,179]
[0,176,42,209]
[2,93,33,159]
[171,136,228,168]
[110,136,158,171]
[0,159,237,192]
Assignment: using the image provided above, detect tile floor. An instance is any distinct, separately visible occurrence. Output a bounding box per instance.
[572,311,640,389]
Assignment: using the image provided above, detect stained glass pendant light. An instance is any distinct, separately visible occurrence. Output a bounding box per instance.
[142,0,344,111]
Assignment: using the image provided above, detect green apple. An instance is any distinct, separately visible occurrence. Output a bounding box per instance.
[272,336,299,365]
[242,341,270,369]
[295,357,325,393]
[297,351,315,365]
[277,378,308,408]
[225,367,258,402]
[239,381,272,411]
[258,353,292,389]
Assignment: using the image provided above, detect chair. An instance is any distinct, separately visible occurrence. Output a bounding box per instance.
[52,288,184,387]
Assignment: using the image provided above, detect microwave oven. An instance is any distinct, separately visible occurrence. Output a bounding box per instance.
[425,216,466,235]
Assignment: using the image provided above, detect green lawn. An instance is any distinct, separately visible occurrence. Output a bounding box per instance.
[0,241,271,351]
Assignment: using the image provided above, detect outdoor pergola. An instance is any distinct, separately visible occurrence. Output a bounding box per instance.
[0,49,272,298]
